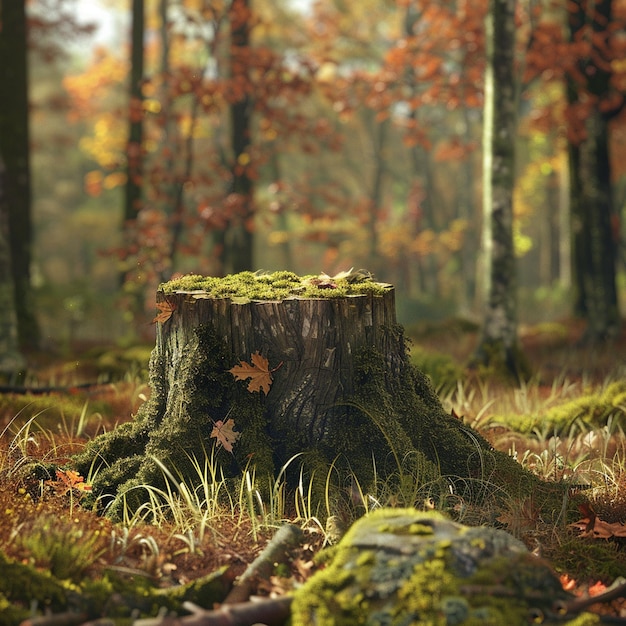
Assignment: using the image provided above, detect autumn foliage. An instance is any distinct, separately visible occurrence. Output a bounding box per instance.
[48,0,626,325]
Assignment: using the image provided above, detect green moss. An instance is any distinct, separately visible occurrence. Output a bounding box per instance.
[291,509,595,626]
[0,393,113,433]
[160,270,390,301]
[410,346,464,394]
[0,550,69,625]
[73,326,275,519]
[0,547,231,625]
[548,536,626,583]
[494,380,626,435]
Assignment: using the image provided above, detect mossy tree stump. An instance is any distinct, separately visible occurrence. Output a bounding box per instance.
[74,271,548,519]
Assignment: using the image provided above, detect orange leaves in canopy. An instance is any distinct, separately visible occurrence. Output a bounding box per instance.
[229,352,280,394]
[63,47,128,119]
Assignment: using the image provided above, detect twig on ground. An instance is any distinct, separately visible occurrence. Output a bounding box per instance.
[132,595,292,626]
[222,524,303,605]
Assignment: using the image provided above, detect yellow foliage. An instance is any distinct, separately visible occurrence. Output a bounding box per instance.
[63,48,128,115]
[104,172,127,190]
[79,113,126,169]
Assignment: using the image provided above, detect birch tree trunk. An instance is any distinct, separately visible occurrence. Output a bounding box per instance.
[474,0,525,377]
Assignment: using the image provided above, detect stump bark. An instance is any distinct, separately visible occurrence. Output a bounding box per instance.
[158,282,404,463]
[73,271,549,519]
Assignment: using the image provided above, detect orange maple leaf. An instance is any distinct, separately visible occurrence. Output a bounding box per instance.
[46,469,92,495]
[152,300,176,324]
[210,418,240,453]
[229,351,276,394]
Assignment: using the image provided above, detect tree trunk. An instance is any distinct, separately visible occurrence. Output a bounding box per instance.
[0,0,39,349]
[73,272,543,520]
[569,110,619,341]
[223,0,254,274]
[0,156,26,377]
[567,0,621,342]
[121,0,145,286]
[474,0,526,378]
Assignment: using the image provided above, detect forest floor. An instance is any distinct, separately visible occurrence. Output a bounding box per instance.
[1,316,626,623]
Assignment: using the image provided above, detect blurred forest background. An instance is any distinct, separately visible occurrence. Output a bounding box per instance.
[2,0,626,353]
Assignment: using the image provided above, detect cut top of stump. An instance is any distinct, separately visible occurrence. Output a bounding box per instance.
[159,269,392,302]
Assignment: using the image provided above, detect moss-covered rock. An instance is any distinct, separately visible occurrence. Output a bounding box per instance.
[290,508,599,626]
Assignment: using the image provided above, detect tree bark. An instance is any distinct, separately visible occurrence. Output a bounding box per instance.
[474,0,525,377]
[0,156,26,377]
[0,0,39,349]
[73,273,543,520]
[223,0,254,274]
[121,0,145,286]
[567,0,621,342]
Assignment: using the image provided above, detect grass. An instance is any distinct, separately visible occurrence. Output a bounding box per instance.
[2,321,626,622]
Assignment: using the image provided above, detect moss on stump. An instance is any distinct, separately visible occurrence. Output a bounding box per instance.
[73,271,554,520]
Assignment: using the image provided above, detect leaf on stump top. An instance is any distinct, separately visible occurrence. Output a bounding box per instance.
[229,351,274,394]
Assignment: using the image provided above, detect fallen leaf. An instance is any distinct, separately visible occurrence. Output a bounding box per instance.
[589,581,608,596]
[229,351,274,394]
[152,300,176,324]
[210,418,240,453]
[570,508,626,539]
[46,469,92,495]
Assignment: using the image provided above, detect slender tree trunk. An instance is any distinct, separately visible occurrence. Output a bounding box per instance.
[569,110,619,340]
[224,0,254,274]
[567,0,620,342]
[0,0,39,349]
[121,0,145,286]
[474,0,525,377]
[366,114,388,275]
[0,157,26,377]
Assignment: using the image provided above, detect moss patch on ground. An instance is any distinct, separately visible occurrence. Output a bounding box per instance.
[496,380,626,434]
[0,548,231,626]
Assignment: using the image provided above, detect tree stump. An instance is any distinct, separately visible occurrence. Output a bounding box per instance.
[73,271,548,519]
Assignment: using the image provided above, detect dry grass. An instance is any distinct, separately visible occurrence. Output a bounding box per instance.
[2,321,626,622]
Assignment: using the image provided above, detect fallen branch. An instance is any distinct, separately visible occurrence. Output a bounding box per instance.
[222,524,303,604]
[19,612,90,626]
[554,577,626,615]
[133,596,293,626]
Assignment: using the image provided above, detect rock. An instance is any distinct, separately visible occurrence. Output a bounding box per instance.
[291,509,598,626]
